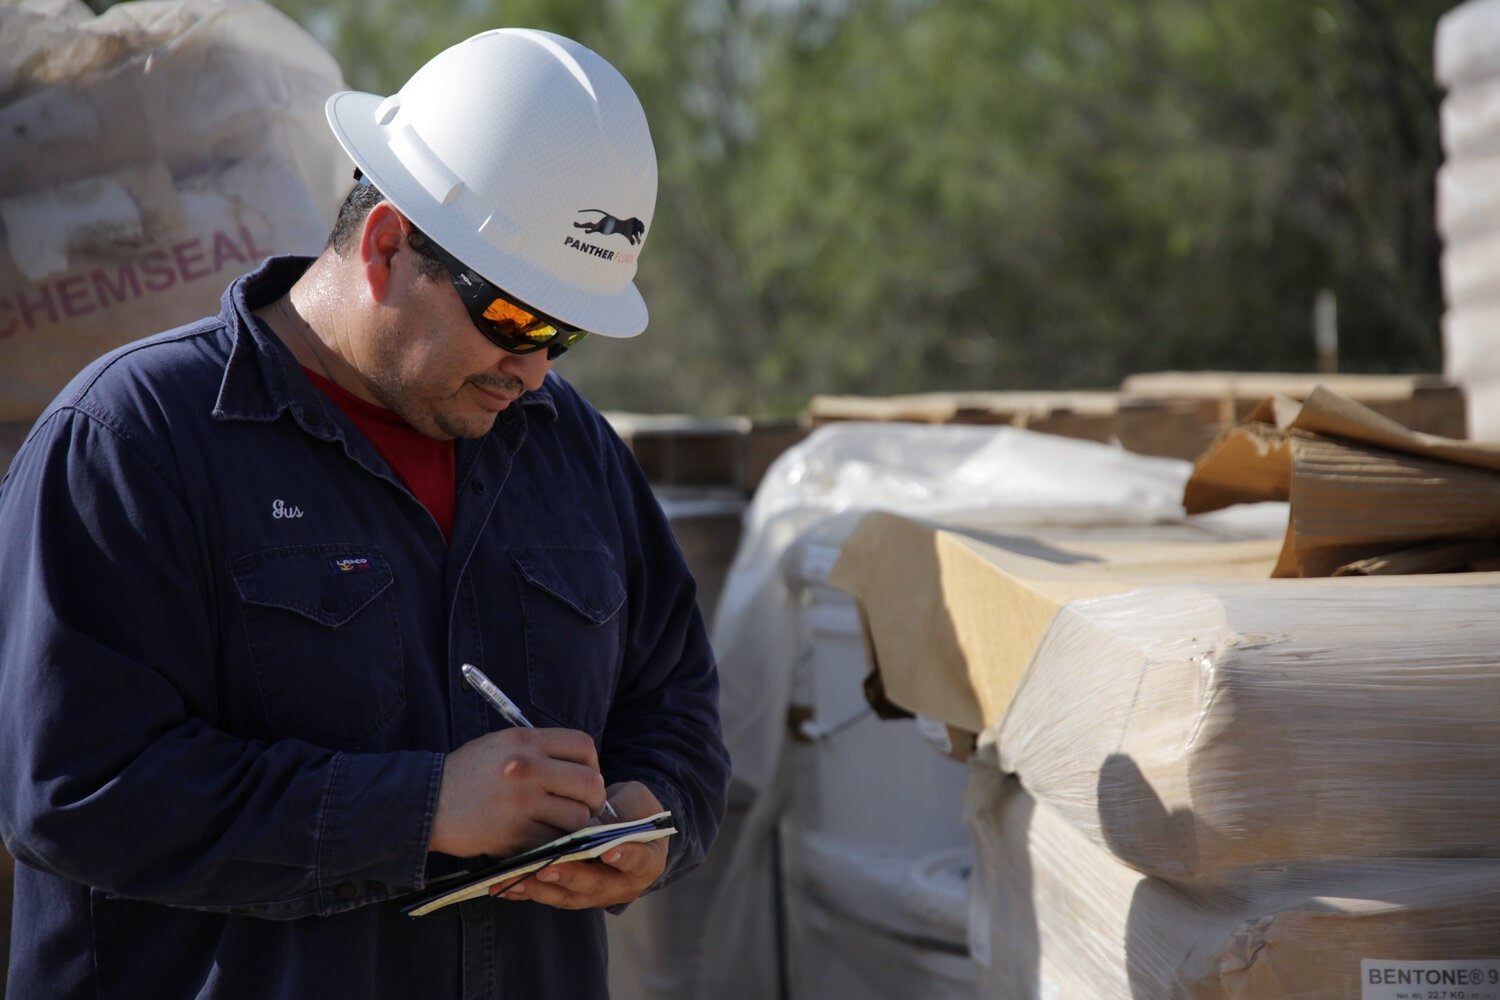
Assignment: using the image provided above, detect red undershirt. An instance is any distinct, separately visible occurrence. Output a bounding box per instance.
[302,368,456,541]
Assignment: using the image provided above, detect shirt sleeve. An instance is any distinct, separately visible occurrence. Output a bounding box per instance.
[0,407,441,919]
[593,425,733,890]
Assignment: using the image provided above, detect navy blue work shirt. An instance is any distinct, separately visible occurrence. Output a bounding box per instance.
[0,256,731,999]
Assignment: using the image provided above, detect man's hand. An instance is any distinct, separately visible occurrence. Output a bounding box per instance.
[429,728,607,859]
[491,781,670,910]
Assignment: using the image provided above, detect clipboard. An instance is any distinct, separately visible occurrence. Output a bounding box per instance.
[401,811,676,917]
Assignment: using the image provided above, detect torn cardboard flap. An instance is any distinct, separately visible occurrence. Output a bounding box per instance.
[1187,386,1500,515]
[826,510,1282,732]
[1184,385,1500,576]
[1246,386,1500,470]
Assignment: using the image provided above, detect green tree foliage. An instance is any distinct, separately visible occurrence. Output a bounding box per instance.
[264,0,1454,415]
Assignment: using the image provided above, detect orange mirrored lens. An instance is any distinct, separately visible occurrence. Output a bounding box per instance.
[480,297,556,340]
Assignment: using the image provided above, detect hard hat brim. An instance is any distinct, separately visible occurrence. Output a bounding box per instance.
[325,89,648,339]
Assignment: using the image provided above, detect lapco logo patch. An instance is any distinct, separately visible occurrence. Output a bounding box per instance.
[331,556,375,574]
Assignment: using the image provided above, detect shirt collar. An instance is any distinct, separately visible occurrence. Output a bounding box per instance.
[211,255,559,427]
[212,255,316,425]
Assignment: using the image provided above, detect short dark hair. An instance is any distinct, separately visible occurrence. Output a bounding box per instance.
[324,176,447,281]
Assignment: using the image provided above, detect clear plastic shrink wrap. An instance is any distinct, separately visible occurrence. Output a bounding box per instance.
[994,580,1500,881]
[665,424,1192,1000]
[967,768,1500,1000]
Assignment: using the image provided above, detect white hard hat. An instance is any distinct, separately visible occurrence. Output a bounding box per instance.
[325,29,657,337]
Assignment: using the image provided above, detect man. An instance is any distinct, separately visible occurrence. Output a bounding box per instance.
[0,28,729,999]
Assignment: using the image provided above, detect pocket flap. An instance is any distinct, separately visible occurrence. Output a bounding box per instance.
[511,546,625,626]
[229,546,394,628]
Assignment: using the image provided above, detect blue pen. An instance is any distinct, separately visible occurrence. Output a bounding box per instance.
[460,663,619,821]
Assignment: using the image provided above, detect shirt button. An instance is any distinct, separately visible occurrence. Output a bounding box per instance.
[471,479,486,495]
[320,597,339,614]
[365,880,387,896]
[335,882,358,901]
[305,411,322,427]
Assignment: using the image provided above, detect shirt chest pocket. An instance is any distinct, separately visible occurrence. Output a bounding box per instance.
[513,546,626,736]
[229,545,405,750]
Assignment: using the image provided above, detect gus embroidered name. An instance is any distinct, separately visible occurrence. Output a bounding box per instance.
[271,499,304,519]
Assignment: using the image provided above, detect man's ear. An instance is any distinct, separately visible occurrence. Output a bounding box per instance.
[359,201,407,304]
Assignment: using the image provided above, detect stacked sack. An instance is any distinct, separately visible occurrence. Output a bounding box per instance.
[1439,0,1500,440]
[0,0,350,470]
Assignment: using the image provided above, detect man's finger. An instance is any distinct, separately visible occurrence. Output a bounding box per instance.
[493,862,632,909]
[512,753,607,815]
[534,862,614,897]
[527,793,596,835]
[517,727,601,771]
[598,840,667,881]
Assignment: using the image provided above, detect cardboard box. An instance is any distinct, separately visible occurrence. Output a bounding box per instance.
[969,769,1500,1000]
[827,511,1282,734]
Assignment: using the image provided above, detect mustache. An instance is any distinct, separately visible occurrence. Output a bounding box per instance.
[467,373,526,397]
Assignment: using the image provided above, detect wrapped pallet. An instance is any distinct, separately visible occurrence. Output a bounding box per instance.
[0,0,348,424]
[831,507,1500,879]
[968,768,1500,1000]
[831,393,1500,998]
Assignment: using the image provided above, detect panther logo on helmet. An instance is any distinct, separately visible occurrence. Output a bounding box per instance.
[574,209,646,245]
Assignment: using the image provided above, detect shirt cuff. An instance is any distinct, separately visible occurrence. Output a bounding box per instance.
[315,749,444,915]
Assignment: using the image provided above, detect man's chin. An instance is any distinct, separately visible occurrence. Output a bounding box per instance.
[432,410,500,441]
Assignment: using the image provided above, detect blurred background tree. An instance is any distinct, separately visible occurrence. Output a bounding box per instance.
[106,0,1452,415]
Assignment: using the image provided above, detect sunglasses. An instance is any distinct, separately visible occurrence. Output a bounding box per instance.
[408,225,588,360]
